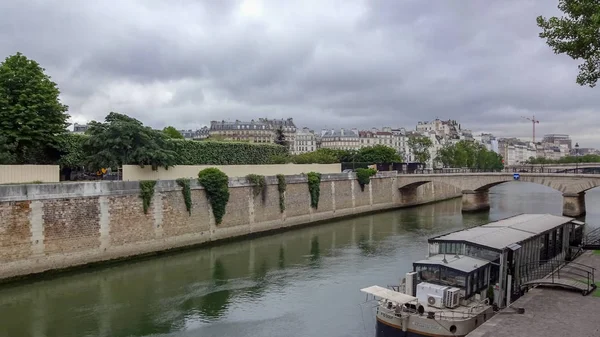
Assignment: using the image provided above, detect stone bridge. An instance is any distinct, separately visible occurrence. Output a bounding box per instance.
[396,173,600,217]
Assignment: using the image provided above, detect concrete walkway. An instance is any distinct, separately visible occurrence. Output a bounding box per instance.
[467,251,600,337]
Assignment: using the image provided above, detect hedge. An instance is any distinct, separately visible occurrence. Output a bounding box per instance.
[169,140,288,165]
[58,137,289,167]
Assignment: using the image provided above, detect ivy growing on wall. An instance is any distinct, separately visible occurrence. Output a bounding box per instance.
[139,180,157,214]
[176,178,192,215]
[276,174,286,213]
[246,174,267,203]
[355,168,377,192]
[306,172,321,209]
[198,168,230,224]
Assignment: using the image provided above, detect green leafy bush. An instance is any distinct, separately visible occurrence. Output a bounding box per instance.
[246,174,267,202]
[276,174,286,213]
[176,178,192,215]
[171,140,288,165]
[139,180,157,214]
[198,168,230,224]
[355,168,377,191]
[307,172,321,209]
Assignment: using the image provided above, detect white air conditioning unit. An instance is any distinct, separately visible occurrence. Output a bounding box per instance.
[444,287,461,308]
[427,294,444,308]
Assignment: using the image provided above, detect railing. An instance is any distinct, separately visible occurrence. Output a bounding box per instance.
[397,167,600,174]
[581,227,600,249]
[518,259,596,295]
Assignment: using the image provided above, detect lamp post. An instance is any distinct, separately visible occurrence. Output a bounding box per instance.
[575,142,579,173]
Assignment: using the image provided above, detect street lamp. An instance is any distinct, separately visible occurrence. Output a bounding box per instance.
[575,142,579,173]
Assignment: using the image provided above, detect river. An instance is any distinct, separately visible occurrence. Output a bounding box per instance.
[1,182,599,337]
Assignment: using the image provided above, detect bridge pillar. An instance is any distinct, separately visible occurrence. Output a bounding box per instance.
[562,192,586,217]
[461,190,490,212]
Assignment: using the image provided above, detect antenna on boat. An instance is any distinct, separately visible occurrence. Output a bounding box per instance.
[442,252,448,264]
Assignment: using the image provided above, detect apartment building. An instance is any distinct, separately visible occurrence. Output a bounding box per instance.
[209,120,274,143]
[293,127,317,154]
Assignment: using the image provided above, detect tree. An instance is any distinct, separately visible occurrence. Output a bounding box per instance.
[82,112,178,171]
[537,0,600,87]
[163,126,184,139]
[0,52,70,163]
[0,135,16,164]
[274,126,287,147]
[436,140,503,170]
[355,145,402,163]
[408,136,433,166]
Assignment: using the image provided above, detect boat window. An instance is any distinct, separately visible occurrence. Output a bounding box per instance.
[415,264,440,282]
[439,267,466,288]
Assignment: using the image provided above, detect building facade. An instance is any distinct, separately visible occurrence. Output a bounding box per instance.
[209,120,274,143]
[293,127,317,154]
[72,123,89,134]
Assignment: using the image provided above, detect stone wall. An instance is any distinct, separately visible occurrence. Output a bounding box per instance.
[0,172,461,281]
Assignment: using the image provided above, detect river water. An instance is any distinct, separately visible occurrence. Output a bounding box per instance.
[1,182,599,337]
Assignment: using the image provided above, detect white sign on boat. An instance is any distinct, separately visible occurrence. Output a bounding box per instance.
[360,285,418,304]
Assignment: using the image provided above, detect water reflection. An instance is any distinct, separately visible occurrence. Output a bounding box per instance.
[0,183,598,337]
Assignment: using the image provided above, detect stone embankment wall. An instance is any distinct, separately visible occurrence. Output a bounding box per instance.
[0,172,461,281]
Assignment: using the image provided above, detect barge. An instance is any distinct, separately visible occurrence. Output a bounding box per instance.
[360,213,585,337]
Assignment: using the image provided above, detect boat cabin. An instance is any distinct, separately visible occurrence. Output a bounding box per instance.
[419,214,583,307]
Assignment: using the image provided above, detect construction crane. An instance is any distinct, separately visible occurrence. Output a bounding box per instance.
[521,115,540,143]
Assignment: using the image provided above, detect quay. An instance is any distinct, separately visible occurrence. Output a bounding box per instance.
[467,250,600,337]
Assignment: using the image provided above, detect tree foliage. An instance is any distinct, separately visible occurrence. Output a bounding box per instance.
[163,126,184,139]
[355,145,402,163]
[171,139,288,165]
[0,135,16,164]
[355,168,377,191]
[436,140,504,170]
[307,172,321,209]
[526,153,600,164]
[408,136,433,166]
[537,0,600,87]
[274,126,287,147]
[0,52,70,163]
[82,112,178,171]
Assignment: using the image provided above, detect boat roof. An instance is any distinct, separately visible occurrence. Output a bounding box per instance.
[413,254,490,273]
[429,214,575,251]
[360,285,418,304]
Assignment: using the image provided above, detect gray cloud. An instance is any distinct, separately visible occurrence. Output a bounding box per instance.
[1,0,598,146]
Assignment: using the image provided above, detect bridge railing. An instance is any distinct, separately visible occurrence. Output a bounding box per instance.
[582,227,600,249]
[518,259,596,294]
[398,167,600,174]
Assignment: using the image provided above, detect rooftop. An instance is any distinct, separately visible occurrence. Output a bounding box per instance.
[429,214,575,251]
[414,254,490,273]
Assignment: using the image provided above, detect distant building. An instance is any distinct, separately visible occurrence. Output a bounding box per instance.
[320,128,360,151]
[259,118,297,150]
[542,134,572,150]
[209,120,273,143]
[293,127,317,154]
[179,127,209,140]
[72,123,89,134]
[498,138,536,166]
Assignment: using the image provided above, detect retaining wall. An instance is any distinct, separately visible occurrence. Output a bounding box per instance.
[0,172,461,281]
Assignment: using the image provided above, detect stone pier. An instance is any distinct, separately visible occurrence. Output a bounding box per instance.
[461,190,490,212]
[562,192,586,217]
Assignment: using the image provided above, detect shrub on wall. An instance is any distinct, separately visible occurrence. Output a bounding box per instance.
[246,174,267,203]
[139,180,157,214]
[307,172,321,209]
[355,168,377,192]
[198,168,230,224]
[175,178,192,215]
[170,140,288,165]
[276,174,286,213]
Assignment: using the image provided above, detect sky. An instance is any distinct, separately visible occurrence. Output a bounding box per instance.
[1,0,598,147]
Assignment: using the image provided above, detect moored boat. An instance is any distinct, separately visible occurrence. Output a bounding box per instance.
[360,214,585,337]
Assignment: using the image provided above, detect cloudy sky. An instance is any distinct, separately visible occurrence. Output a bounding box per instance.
[1,0,598,146]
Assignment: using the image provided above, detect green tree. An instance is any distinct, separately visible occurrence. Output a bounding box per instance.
[274,126,287,147]
[0,52,70,163]
[408,136,433,166]
[436,140,503,170]
[537,0,600,87]
[163,126,184,139]
[82,112,178,171]
[0,135,16,164]
[355,145,402,163]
